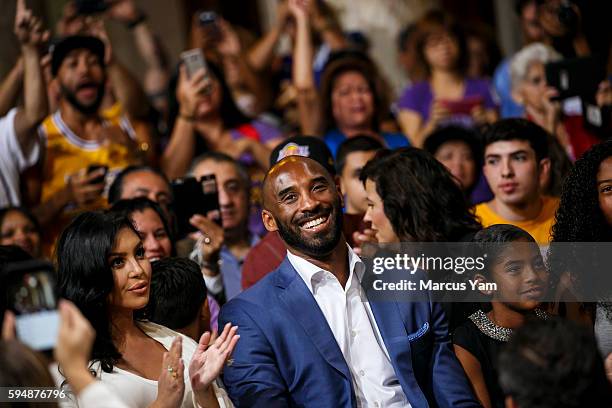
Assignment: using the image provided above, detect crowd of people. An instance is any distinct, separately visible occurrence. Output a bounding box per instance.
[1,0,612,407]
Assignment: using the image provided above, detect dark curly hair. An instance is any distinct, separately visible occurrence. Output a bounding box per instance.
[56,211,139,373]
[552,140,612,242]
[549,141,612,318]
[360,147,481,241]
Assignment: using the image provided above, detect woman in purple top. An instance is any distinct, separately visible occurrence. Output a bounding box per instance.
[397,10,498,148]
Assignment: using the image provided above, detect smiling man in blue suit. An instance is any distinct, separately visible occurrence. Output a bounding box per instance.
[219,155,480,407]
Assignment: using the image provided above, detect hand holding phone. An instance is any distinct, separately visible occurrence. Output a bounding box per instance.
[68,167,105,207]
[171,175,221,239]
[1,260,59,351]
[180,48,208,79]
[87,164,108,185]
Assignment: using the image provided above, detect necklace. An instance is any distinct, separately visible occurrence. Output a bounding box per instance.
[468,309,549,342]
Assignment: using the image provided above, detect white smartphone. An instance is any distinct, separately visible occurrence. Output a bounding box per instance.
[2,260,59,351]
[180,48,208,79]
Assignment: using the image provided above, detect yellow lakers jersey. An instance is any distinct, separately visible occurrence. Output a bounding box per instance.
[38,110,139,254]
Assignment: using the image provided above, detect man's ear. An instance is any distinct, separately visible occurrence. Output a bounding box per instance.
[262,209,278,232]
[334,175,345,209]
[537,157,551,192]
[474,274,495,296]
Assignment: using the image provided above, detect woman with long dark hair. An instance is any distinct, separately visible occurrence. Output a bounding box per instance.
[162,61,283,180]
[549,140,612,372]
[56,211,238,407]
[110,197,220,331]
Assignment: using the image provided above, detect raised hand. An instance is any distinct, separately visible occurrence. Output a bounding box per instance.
[216,19,241,57]
[106,0,140,24]
[176,65,209,117]
[287,0,310,21]
[54,300,95,377]
[67,168,106,207]
[153,336,185,408]
[189,323,240,396]
[14,0,50,47]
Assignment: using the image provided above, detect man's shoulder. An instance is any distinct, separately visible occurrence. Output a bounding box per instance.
[225,260,290,309]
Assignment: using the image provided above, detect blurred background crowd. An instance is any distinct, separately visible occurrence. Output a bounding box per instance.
[0,0,611,407]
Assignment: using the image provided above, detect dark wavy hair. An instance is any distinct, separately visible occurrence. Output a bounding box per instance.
[552,140,612,242]
[549,141,612,315]
[55,211,138,373]
[109,197,176,256]
[360,147,481,241]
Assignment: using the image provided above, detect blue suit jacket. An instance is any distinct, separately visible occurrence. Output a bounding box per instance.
[219,257,480,407]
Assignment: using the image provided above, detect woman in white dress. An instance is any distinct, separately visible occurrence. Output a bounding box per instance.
[55,211,239,407]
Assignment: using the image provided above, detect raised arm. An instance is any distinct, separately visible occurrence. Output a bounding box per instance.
[87,19,150,119]
[0,57,24,117]
[13,0,49,156]
[247,0,290,72]
[290,0,321,136]
[106,0,170,109]
[161,67,208,179]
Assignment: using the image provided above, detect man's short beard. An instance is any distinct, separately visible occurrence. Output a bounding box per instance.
[60,82,105,115]
[275,197,343,258]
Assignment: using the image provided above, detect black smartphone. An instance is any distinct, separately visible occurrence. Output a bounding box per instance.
[1,260,59,352]
[87,164,108,185]
[545,56,606,100]
[201,174,221,226]
[198,11,221,43]
[199,11,217,26]
[74,0,109,15]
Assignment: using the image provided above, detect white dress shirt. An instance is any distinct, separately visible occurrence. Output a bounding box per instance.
[287,246,410,408]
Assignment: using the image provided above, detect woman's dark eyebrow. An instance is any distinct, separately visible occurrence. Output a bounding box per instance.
[597,178,612,185]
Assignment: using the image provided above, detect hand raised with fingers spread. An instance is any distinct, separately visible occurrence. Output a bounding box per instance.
[189,323,240,397]
[153,336,185,408]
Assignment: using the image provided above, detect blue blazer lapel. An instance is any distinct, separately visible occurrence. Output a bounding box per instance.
[369,300,429,407]
[275,258,352,382]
